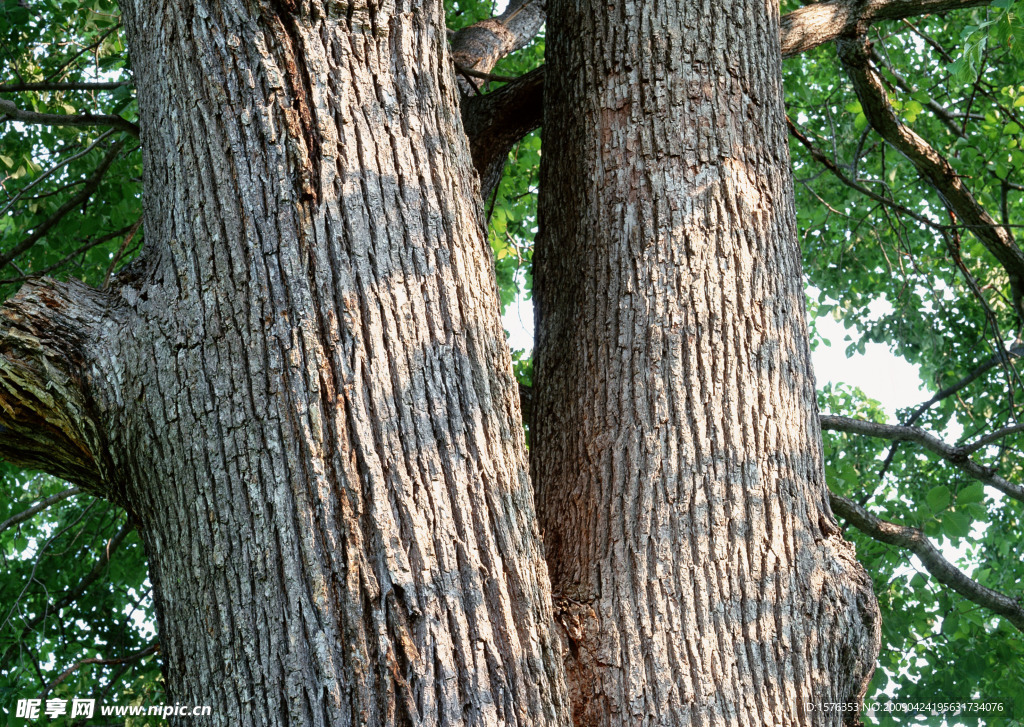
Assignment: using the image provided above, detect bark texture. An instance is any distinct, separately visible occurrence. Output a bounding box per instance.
[532,0,881,723]
[0,0,570,723]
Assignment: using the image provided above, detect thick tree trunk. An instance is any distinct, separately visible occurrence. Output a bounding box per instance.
[532,0,881,724]
[0,0,570,724]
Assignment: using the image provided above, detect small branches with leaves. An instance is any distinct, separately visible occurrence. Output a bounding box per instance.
[829,492,1024,632]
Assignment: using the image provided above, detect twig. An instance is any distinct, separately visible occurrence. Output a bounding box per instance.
[102,217,143,288]
[0,129,116,218]
[0,139,126,271]
[0,487,82,537]
[41,643,159,700]
[0,81,130,93]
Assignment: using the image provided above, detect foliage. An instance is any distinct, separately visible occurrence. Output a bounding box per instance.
[2,0,1024,725]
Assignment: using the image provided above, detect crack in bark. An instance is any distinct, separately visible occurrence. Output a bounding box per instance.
[267,0,323,204]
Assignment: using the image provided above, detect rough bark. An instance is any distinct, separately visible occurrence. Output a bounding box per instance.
[0,0,570,724]
[532,0,881,723]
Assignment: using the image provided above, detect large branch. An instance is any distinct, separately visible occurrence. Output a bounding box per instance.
[462,67,544,201]
[460,0,992,184]
[450,0,545,93]
[0,278,115,494]
[821,414,1024,503]
[780,0,992,58]
[830,492,1024,632]
[836,35,1024,318]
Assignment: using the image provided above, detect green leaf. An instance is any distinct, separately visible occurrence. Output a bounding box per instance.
[927,485,951,513]
[957,483,985,505]
[943,511,972,539]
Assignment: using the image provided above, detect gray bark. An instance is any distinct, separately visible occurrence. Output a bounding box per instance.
[532,0,881,723]
[0,0,570,724]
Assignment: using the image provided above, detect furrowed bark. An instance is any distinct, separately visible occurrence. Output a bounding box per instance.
[29,0,571,723]
[534,0,881,723]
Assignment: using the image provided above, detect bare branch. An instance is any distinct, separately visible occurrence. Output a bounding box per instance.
[0,98,138,136]
[900,345,1024,428]
[837,35,1024,320]
[787,115,944,229]
[830,492,1024,632]
[961,423,1024,454]
[0,139,127,271]
[821,414,1024,503]
[0,487,83,537]
[0,222,139,287]
[877,345,1024,477]
[1,520,133,667]
[102,218,143,288]
[0,129,116,219]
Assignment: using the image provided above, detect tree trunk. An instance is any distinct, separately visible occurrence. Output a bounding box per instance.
[532,0,881,723]
[0,0,570,724]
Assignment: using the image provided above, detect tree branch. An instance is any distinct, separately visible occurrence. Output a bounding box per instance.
[459,0,993,180]
[462,67,544,201]
[0,139,126,271]
[836,35,1024,320]
[868,47,965,139]
[1,520,133,667]
[780,0,993,58]
[0,98,138,136]
[0,82,131,93]
[0,222,140,287]
[0,487,82,537]
[450,0,545,94]
[41,643,158,700]
[0,129,116,219]
[0,278,117,494]
[874,345,1024,476]
[787,115,944,230]
[820,414,1024,503]
[829,492,1024,632]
